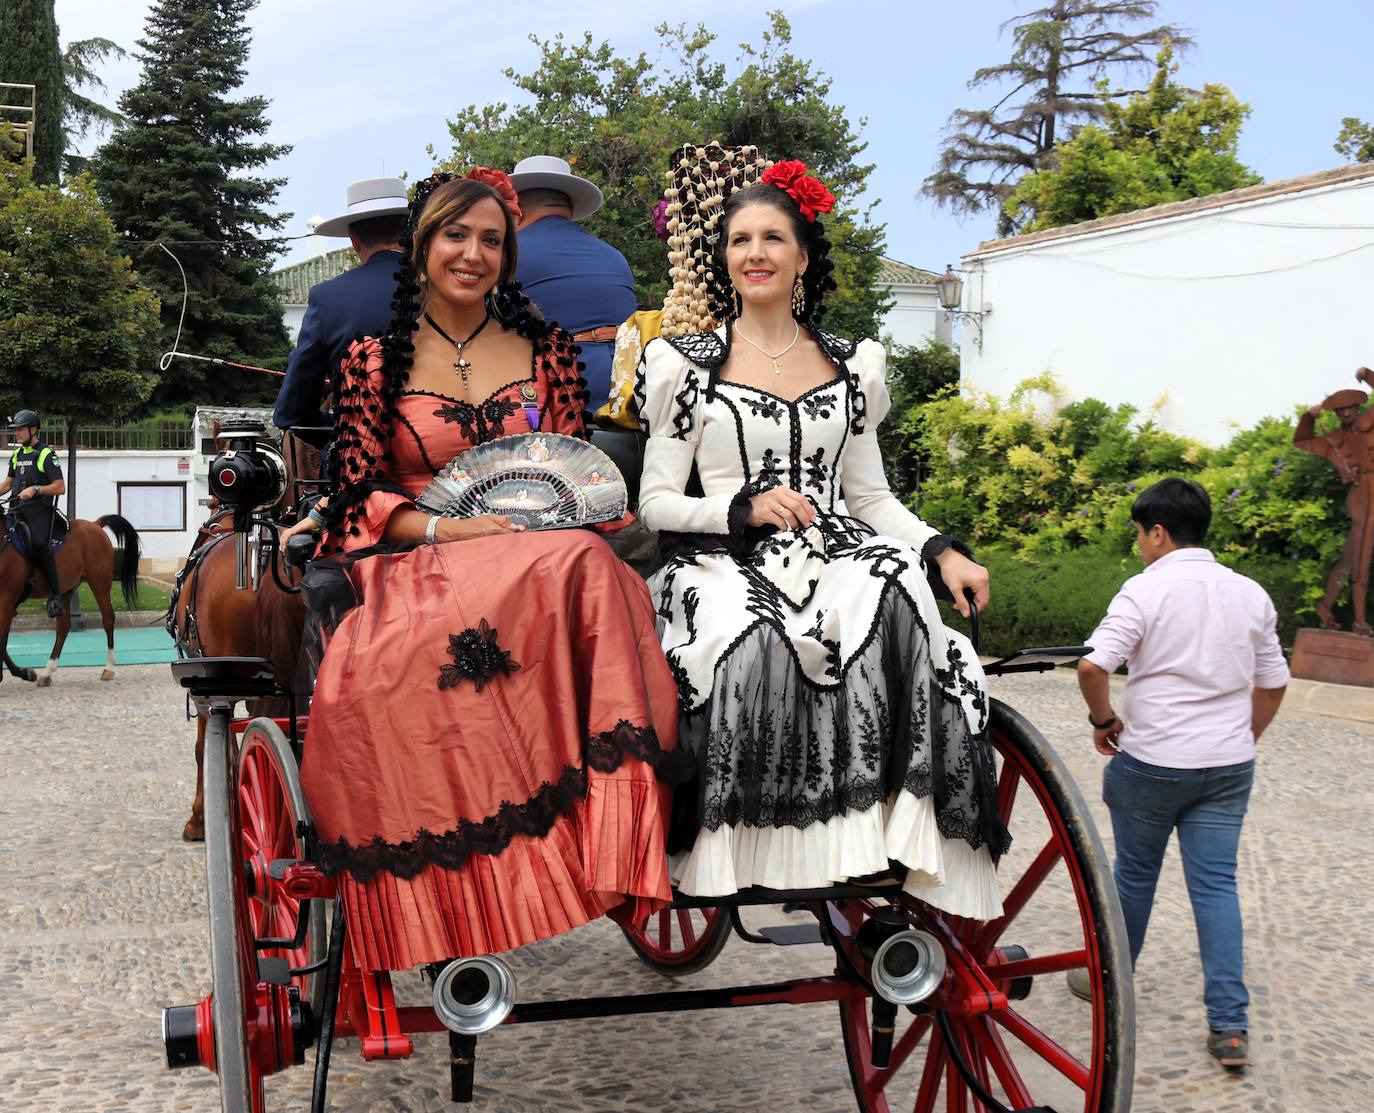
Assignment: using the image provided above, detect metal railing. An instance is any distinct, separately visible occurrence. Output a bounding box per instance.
[0,421,194,452]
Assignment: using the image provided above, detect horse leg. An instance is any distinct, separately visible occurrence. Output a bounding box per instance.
[4,650,37,682]
[183,712,207,842]
[35,602,72,688]
[92,575,118,681]
[0,584,37,683]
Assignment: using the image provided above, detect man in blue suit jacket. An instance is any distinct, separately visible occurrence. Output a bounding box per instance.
[511,157,637,411]
[273,178,409,430]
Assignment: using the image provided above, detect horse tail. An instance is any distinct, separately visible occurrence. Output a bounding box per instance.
[96,514,142,609]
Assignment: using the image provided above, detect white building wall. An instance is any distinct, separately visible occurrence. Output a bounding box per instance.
[63,450,205,571]
[959,170,1374,444]
[880,285,953,349]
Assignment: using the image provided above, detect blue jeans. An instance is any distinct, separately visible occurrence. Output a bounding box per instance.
[1102,750,1255,1030]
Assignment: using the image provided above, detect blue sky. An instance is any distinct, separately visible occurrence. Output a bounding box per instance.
[55,0,1374,277]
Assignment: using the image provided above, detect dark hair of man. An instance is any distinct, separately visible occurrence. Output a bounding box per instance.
[1130,477,1212,546]
[706,181,838,325]
[350,214,407,248]
[517,187,573,211]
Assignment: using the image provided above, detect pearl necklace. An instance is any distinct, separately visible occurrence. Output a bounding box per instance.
[734,321,800,375]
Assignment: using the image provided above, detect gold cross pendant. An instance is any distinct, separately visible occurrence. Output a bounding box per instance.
[770,360,782,375]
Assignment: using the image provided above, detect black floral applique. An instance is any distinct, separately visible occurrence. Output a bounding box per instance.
[740,394,785,424]
[801,392,837,421]
[803,446,829,493]
[756,447,784,487]
[435,401,479,441]
[438,619,521,692]
[480,397,520,437]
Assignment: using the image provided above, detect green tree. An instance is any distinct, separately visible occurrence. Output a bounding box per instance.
[438,13,890,340]
[924,1,1189,236]
[1004,45,1260,232]
[0,0,64,183]
[90,0,290,407]
[881,338,960,496]
[1334,117,1374,163]
[0,155,161,438]
[60,35,126,176]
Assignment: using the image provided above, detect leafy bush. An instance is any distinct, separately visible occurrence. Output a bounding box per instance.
[900,374,1349,625]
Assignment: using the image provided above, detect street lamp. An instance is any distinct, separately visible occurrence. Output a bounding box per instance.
[936,264,990,353]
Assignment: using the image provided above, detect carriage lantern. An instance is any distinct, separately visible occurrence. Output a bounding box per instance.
[208,419,288,590]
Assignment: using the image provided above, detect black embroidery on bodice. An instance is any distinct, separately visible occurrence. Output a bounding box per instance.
[433,396,521,443]
[317,721,694,882]
[801,391,838,421]
[438,619,521,692]
[738,393,785,424]
[803,445,829,493]
[756,447,784,487]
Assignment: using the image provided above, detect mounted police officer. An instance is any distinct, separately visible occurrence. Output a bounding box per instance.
[2,409,68,617]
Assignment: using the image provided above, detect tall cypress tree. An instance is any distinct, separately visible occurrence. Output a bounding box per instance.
[0,0,65,184]
[90,0,290,406]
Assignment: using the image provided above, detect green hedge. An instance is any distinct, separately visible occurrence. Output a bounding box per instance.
[947,547,1317,660]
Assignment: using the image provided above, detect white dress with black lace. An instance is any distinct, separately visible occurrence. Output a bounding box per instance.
[634,325,1008,920]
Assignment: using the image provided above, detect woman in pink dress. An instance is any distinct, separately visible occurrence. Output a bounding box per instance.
[299,170,686,972]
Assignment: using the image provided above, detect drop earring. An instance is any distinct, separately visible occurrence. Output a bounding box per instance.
[791,275,806,318]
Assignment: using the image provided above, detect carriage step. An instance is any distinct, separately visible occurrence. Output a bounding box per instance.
[757,924,823,946]
[257,956,292,985]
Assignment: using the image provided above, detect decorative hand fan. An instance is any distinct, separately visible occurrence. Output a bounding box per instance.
[416,433,628,530]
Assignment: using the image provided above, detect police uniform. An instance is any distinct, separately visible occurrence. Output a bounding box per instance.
[7,436,65,611]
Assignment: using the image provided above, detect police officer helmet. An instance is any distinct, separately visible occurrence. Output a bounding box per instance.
[7,409,39,433]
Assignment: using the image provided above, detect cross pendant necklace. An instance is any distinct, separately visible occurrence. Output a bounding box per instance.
[425,311,492,388]
[733,321,801,375]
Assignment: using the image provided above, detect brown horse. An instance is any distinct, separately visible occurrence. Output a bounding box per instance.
[170,513,309,842]
[1,512,141,687]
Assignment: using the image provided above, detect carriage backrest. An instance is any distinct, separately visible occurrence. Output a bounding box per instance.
[589,426,647,513]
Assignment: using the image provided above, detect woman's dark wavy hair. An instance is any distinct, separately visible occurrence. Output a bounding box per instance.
[319,173,550,549]
[704,181,839,326]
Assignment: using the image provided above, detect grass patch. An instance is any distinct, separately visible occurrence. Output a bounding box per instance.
[16,578,170,617]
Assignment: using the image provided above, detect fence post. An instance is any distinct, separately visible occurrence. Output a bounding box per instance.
[65,418,84,631]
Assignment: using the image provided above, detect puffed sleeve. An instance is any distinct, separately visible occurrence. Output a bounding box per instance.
[324,337,414,553]
[839,340,970,582]
[633,338,742,535]
[540,328,590,440]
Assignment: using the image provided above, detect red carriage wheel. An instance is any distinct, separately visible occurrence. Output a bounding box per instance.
[196,712,320,1112]
[238,718,328,1016]
[834,699,1134,1113]
[622,904,732,975]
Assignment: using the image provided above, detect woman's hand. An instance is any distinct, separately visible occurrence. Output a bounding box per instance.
[936,548,990,618]
[745,487,816,531]
[433,514,523,543]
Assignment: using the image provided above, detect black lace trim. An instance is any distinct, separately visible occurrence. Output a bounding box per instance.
[663,331,727,369]
[317,720,692,882]
[812,328,858,363]
[438,619,520,692]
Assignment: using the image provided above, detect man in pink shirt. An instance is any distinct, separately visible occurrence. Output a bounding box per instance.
[1073,478,1289,1070]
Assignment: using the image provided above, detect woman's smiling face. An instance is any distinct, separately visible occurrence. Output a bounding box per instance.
[724,200,807,311]
[424,195,508,308]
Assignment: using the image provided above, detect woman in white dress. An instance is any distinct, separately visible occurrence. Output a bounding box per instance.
[634,160,1008,919]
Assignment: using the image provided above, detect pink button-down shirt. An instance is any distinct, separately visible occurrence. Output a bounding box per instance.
[1084,548,1290,768]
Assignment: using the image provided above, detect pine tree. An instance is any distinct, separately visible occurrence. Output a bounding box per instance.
[60,35,126,176]
[89,0,290,406]
[0,0,65,184]
[923,1,1190,236]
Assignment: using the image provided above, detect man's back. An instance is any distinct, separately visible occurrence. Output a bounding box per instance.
[1086,549,1289,768]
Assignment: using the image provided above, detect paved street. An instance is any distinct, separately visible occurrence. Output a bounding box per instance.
[1,663,1371,1112]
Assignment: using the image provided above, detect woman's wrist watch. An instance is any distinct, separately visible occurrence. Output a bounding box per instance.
[424,515,441,545]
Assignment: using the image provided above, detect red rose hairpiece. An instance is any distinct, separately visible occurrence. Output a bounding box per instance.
[466,166,523,223]
[760,160,835,222]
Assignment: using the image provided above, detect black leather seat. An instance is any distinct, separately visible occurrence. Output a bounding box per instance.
[589,426,647,512]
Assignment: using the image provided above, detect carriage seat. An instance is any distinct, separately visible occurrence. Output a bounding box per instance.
[171,656,277,700]
[589,425,646,512]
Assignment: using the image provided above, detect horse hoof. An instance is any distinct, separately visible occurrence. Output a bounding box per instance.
[100,670,114,681]
[182,821,205,842]
[35,675,52,688]
[21,669,36,682]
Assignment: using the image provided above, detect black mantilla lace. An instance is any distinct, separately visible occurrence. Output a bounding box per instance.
[317,720,692,882]
[438,619,521,692]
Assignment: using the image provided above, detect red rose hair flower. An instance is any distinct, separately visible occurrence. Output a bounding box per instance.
[760,160,836,222]
[466,166,523,223]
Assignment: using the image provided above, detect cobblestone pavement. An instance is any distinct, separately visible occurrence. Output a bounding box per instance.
[2,664,1371,1112]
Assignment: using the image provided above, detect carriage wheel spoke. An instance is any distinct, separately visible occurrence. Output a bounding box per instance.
[993,948,1087,981]
[970,1017,1034,1110]
[676,908,698,948]
[994,758,1020,827]
[657,910,671,952]
[972,838,1060,953]
[914,1024,945,1113]
[994,1007,1090,1090]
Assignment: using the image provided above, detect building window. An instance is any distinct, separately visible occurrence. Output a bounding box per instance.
[118,482,186,531]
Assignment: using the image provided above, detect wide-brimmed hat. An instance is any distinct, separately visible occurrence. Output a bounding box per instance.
[508,156,603,221]
[312,177,410,237]
[1323,388,1368,411]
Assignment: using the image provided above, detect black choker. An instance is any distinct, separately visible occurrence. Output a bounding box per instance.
[425,311,492,388]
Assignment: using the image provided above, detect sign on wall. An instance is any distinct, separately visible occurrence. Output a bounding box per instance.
[118,482,186,531]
